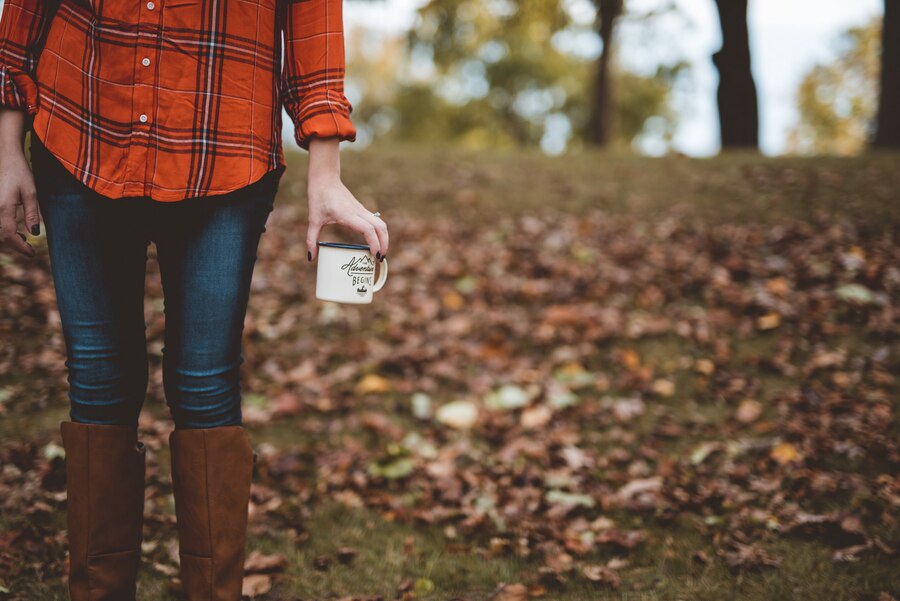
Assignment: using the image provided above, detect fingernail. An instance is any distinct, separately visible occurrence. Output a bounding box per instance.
[380,254,386,263]
[308,251,312,262]
[376,251,381,260]
[16,232,26,242]
[31,224,40,236]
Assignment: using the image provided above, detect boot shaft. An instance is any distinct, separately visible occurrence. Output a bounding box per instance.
[169,425,254,600]
[60,421,147,601]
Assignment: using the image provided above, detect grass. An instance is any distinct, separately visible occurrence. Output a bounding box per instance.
[336,144,900,230]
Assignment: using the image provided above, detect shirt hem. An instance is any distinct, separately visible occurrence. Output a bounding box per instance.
[30,126,288,202]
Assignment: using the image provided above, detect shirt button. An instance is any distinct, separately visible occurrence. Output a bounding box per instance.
[142,57,151,67]
[146,1,155,9]
[139,114,148,123]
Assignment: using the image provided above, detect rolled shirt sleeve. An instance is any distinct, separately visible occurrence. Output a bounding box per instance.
[280,0,357,151]
[0,0,52,116]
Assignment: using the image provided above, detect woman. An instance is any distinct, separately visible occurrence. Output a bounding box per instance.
[0,0,388,598]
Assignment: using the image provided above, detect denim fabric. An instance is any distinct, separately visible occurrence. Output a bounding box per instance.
[30,130,279,429]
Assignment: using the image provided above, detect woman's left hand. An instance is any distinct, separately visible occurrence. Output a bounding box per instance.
[305,138,388,263]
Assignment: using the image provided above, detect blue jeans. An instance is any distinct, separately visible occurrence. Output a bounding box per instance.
[29,130,280,429]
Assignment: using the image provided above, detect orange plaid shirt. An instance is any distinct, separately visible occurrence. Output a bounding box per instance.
[0,0,357,201]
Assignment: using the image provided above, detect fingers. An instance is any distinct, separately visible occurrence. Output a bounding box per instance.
[20,179,41,236]
[371,214,389,261]
[348,213,383,261]
[0,193,35,258]
[349,211,388,260]
[307,219,323,262]
[307,215,388,263]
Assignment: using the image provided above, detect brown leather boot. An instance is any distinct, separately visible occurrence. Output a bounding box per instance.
[169,425,254,600]
[60,421,147,601]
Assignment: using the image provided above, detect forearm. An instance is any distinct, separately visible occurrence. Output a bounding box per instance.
[307,137,342,188]
[0,110,27,162]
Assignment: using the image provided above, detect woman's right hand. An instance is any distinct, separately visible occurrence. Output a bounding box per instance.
[0,109,40,258]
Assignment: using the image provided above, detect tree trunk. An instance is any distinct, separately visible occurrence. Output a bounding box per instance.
[712,0,758,149]
[874,0,900,148]
[587,0,623,146]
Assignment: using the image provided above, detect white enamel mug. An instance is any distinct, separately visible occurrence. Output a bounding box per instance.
[315,241,388,304]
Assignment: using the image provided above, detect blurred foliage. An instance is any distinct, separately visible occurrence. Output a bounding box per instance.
[346,0,686,153]
[787,16,881,156]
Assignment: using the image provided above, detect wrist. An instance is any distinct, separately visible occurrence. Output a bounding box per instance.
[0,109,27,154]
[306,136,341,189]
[308,170,342,191]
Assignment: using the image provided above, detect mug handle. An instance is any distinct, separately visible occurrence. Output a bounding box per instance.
[372,257,388,292]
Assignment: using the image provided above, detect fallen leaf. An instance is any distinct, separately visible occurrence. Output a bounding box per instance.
[757,312,781,330]
[520,405,553,429]
[489,583,528,601]
[651,379,675,397]
[582,564,620,588]
[694,358,715,376]
[735,399,762,423]
[435,400,479,429]
[244,550,288,574]
[241,574,272,597]
[723,542,782,572]
[355,373,392,395]
[770,441,802,465]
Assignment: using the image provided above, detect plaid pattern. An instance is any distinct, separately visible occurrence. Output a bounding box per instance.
[0,0,357,201]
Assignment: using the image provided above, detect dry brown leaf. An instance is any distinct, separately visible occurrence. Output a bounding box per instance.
[735,398,762,423]
[355,373,392,395]
[723,542,782,571]
[757,312,781,330]
[244,549,288,573]
[521,405,553,429]
[241,574,272,597]
[694,358,716,376]
[489,583,528,601]
[770,441,802,465]
[582,564,620,588]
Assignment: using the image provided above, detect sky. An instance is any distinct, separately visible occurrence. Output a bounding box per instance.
[341,0,884,156]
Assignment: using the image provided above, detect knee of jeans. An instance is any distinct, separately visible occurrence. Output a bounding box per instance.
[170,400,243,429]
[66,354,146,426]
[68,393,143,427]
[68,387,142,425]
[69,409,140,428]
[164,359,243,429]
[171,406,243,430]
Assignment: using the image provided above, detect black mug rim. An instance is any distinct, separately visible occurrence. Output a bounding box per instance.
[317,241,370,251]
